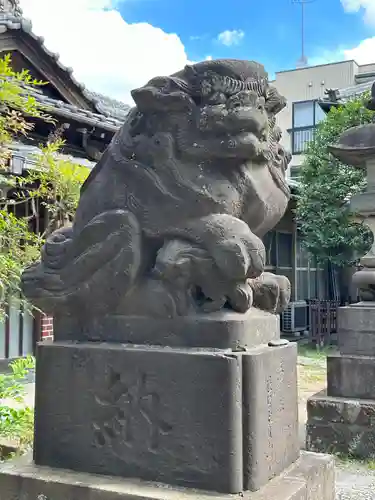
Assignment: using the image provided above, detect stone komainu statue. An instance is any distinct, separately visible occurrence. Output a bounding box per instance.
[22,59,292,319]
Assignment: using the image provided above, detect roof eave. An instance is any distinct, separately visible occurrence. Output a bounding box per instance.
[42,104,120,133]
[318,100,339,112]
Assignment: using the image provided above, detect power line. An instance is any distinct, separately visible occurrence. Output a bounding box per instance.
[292,0,317,68]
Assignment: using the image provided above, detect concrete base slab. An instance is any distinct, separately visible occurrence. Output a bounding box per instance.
[306,390,375,458]
[0,451,335,500]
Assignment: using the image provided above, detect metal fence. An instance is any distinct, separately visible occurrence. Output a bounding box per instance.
[307,299,340,346]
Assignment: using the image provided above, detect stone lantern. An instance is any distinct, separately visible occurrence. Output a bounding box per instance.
[306,82,375,457]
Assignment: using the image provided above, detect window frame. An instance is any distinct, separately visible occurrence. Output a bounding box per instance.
[290,99,325,155]
[295,231,326,300]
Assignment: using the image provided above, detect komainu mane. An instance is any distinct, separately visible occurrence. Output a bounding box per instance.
[22,59,292,319]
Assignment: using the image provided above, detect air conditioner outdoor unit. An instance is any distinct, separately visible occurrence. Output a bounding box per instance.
[281,301,308,333]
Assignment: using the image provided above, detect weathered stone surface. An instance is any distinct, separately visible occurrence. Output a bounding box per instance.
[22,59,292,323]
[308,390,375,426]
[34,341,300,494]
[34,342,243,493]
[284,452,335,500]
[53,308,280,349]
[327,353,375,399]
[337,305,375,355]
[320,92,375,466]
[243,343,299,490]
[329,113,375,301]
[329,123,375,168]
[0,451,335,500]
[7,58,333,499]
[0,438,19,460]
[306,390,375,458]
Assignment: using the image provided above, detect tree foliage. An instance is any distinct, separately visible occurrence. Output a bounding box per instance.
[0,356,35,454]
[296,93,374,267]
[16,138,89,234]
[0,54,89,319]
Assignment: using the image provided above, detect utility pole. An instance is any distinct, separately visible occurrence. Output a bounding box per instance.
[292,0,316,68]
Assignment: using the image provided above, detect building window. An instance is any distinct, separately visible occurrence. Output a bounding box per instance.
[295,233,326,300]
[276,232,293,268]
[275,231,295,299]
[263,231,277,268]
[291,100,326,155]
[289,165,301,179]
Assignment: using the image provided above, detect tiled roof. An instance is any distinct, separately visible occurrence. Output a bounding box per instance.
[33,91,123,132]
[0,10,131,123]
[87,91,130,123]
[322,81,373,104]
[9,141,96,169]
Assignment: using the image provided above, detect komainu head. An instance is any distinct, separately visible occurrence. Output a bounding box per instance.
[110,59,290,181]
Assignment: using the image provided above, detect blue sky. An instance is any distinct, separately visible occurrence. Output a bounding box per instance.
[22,0,375,103]
[119,0,372,76]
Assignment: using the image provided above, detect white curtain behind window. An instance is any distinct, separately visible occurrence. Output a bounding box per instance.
[314,102,326,124]
[293,101,314,128]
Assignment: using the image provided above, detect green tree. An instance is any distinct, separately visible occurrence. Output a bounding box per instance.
[0,356,36,454]
[18,137,89,235]
[0,54,52,170]
[296,93,374,268]
[0,54,89,319]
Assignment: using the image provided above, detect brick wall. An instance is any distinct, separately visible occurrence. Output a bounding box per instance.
[41,315,54,341]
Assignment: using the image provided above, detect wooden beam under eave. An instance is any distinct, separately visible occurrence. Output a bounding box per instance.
[0,30,94,111]
[19,32,93,110]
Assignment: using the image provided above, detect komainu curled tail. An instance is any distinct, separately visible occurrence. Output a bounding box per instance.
[22,210,142,316]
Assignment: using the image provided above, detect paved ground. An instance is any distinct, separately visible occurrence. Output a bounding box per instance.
[298,352,375,499]
[1,382,35,410]
[298,355,327,448]
[21,383,34,408]
[4,353,375,498]
[335,463,375,499]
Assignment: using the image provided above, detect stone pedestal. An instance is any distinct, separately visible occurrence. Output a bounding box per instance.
[33,340,299,493]
[306,305,375,458]
[0,311,335,499]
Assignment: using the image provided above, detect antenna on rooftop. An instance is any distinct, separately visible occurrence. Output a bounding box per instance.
[292,0,316,68]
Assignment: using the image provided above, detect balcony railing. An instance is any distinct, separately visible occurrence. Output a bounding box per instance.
[292,127,315,154]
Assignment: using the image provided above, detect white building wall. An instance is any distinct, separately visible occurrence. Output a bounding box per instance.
[358,63,375,74]
[271,60,360,173]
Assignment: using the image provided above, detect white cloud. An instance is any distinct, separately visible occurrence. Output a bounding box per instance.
[20,0,190,104]
[309,39,375,67]
[308,48,347,67]
[308,1,375,67]
[217,29,244,47]
[305,1,375,69]
[344,36,375,63]
[338,1,375,65]
[341,0,375,25]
